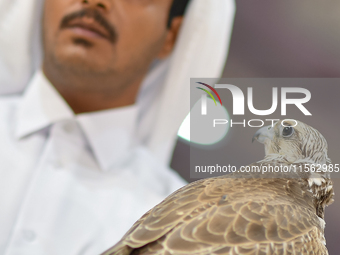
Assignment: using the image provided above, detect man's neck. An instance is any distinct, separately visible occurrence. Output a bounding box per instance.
[42,67,143,114]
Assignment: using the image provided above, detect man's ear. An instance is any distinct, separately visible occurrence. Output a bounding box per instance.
[157,16,184,59]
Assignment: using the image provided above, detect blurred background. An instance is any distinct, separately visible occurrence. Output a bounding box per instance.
[171,0,340,253]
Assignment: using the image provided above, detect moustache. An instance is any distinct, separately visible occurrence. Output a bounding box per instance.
[60,9,118,44]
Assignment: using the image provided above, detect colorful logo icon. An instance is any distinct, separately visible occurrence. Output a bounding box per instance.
[196,82,222,115]
[196,82,222,106]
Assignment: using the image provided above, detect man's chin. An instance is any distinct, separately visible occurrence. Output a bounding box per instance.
[53,57,108,75]
[51,46,115,74]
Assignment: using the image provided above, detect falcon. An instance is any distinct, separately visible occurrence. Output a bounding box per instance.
[102,120,334,255]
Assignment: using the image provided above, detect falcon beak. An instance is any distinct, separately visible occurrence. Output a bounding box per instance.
[252,125,275,144]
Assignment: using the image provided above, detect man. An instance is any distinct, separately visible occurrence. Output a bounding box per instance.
[0,0,235,254]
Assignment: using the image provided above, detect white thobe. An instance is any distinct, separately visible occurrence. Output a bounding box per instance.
[0,70,186,255]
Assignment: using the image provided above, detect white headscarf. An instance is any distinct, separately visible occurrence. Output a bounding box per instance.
[0,0,235,164]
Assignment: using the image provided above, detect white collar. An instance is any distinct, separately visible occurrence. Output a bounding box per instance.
[77,105,137,171]
[15,70,138,171]
[15,70,74,139]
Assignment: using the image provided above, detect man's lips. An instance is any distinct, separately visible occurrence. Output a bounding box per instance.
[63,19,110,41]
[60,9,117,44]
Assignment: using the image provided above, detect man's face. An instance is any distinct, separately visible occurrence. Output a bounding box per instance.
[43,0,173,76]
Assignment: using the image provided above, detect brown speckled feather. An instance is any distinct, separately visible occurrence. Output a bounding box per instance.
[102,120,334,255]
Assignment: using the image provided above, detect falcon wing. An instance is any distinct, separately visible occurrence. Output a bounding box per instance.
[103,176,327,255]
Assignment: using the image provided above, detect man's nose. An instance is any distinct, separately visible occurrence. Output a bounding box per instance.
[81,0,111,11]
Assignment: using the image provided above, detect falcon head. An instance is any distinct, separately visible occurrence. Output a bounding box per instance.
[253,119,330,164]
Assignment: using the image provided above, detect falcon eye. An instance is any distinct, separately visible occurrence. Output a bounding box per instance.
[282,126,294,137]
